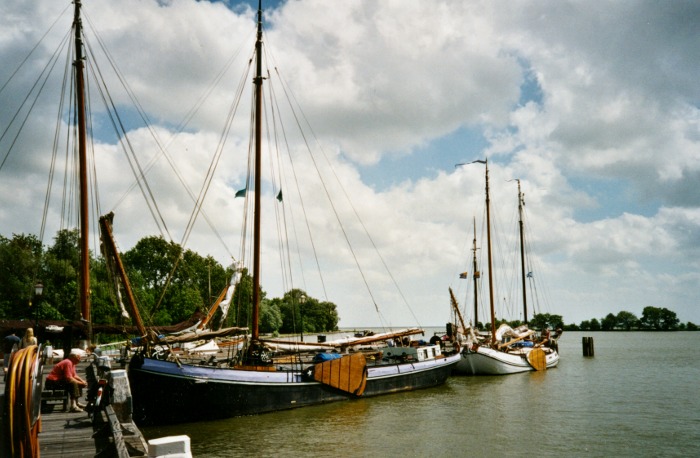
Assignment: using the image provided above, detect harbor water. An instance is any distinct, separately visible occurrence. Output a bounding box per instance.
[141,331,700,457]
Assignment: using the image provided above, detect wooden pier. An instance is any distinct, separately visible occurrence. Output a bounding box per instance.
[2,353,150,457]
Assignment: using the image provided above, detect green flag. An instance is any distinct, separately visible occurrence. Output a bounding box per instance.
[235,188,246,198]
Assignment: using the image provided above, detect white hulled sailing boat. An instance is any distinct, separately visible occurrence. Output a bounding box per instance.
[451,160,560,375]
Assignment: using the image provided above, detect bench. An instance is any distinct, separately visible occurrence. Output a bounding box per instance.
[41,389,69,412]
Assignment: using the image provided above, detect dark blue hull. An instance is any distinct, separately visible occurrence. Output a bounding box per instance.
[128,352,460,425]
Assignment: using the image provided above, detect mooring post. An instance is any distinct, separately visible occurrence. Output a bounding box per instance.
[582,336,594,357]
[109,369,133,422]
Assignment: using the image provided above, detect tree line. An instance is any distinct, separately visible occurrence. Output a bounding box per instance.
[0,230,339,340]
[465,308,697,333]
[564,307,697,331]
[471,313,564,332]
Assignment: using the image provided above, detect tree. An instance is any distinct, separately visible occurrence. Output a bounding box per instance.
[43,229,82,321]
[121,236,230,325]
[271,289,338,334]
[227,268,255,329]
[530,313,564,330]
[640,306,680,331]
[601,313,617,331]
[259,299,283,334]
[616,311,638,331]
[0,233,43,319]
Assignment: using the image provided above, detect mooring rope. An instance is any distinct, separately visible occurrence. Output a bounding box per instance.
[4,345,42,457]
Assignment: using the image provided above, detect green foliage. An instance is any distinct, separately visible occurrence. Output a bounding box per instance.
[121,236,229,325]
[639,306,680,331]
[206,269,337,335]
[44,229,82,320]
[0,230,235,329]
[601,313,617,331]
[227,268,255,329]
[482,314,564,332]
[616,311,639,331]
[530,313,564,330]
[266,288,339,334]
[259,299,283,333]
[573,308,687,331]
[0,233,43,319]
[579,318,601,331]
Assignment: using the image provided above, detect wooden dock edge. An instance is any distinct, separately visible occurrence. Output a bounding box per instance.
[89,359,192,457]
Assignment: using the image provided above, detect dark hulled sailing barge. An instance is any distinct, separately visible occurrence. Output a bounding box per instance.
[124,1,459,425]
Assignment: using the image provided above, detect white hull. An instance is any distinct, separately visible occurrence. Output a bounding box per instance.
[454,345,559,375]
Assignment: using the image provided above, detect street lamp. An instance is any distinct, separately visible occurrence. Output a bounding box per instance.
[34,282,43,329]
[299,293,307,342]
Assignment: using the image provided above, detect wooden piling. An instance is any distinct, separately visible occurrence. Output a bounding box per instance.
[582,336,594,357]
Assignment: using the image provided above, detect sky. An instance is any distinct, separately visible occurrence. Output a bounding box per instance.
[1,0,698,329]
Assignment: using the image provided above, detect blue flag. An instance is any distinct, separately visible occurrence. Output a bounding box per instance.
[235,188,246,198]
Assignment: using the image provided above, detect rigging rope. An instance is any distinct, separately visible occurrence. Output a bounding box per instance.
[0,4,71,96]
[0,29,72,173]
[82,10,240,259]
[272,68,386,322]
[279,66,423,328]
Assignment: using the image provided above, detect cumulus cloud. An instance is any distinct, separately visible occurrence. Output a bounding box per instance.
[1,0,698,327]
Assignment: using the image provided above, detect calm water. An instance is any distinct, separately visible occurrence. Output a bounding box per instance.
[142,331,700,457]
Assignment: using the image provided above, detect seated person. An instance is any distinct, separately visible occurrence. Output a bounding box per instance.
[45,350,88,412]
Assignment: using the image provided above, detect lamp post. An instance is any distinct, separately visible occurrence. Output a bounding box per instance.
[299,293,306,342]
[34,282,43,330]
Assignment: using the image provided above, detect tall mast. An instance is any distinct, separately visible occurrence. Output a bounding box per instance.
[251,0,263,340]
[471,217,479,327]
[484,160,496,344]
[74,0,91,341]
[517,179,528,324]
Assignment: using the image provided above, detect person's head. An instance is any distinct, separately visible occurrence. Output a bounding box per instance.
[24,328,34,338]
[68,350,82,363]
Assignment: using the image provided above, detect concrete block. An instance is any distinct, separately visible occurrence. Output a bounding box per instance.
[148,435,192,458]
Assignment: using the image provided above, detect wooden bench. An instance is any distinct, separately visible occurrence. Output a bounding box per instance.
[41,389,69,412]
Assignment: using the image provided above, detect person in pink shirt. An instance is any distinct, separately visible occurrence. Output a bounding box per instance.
[45,350,88,412]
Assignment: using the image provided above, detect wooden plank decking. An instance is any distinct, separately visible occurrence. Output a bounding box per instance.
[3,359,148,457]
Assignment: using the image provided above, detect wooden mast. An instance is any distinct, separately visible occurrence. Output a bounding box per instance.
[471,217,479,327]
[98,214,147,338]
[484,160,496,345]
[251,0,263,341]
[74,0,91,342]
[517,179,528,324]
[449,288,468,334]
